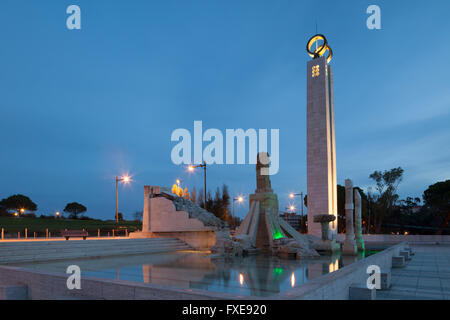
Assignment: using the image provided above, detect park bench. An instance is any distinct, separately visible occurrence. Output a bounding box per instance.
[61,229,88,240]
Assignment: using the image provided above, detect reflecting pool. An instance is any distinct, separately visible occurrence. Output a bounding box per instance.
[13,250,369,297]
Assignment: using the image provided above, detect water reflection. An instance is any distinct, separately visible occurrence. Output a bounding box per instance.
[136,252,367,297]
[13,251,369,297]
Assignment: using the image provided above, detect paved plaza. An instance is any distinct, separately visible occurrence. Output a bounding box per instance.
[377,245,450,300]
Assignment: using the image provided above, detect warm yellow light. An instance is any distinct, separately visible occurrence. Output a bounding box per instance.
[14,212,18,217]
[289,193,294,198]
[290,205,295,211]
[239,273,244,286]
[56,211,60,216]
[122,176,130,183]
[188,165,195,172]
[176,179,181,185]
[291,273,296,287]
[238,196,243,203]
[20,208,25,213]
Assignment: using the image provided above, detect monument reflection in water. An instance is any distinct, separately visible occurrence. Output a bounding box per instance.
[73,251,367,297]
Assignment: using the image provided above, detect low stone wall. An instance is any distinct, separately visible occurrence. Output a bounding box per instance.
[0,265,244,300]
[273,242,408,300]
[336,234,450,244]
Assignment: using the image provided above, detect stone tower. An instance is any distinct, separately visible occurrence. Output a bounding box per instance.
[306,35,338,239]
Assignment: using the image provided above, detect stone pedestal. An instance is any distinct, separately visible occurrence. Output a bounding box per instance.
[313,214,340,253]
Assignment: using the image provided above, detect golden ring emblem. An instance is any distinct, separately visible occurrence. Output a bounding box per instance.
[306,34,333,64]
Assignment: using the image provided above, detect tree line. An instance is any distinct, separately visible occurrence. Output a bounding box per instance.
[305,167,450,235]
[0,195,87,219]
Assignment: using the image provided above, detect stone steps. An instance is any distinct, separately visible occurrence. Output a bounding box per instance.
[0,238,191,264]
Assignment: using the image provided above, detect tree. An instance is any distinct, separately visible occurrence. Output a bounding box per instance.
[63,202,87,219]
[369,167,404,233]
[0,194,37,214]
[134,210,143,222]
[423,179,450,234]
[191,187,197,204]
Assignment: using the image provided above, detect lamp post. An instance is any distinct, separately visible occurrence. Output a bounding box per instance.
[232,196,244,230]
[115,175,131,224]
[289,192,304,231]
[188,161,207,209]
[289,192,304,217]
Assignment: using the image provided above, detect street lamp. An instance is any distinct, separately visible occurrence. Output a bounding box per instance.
[188,161,207,209]
[232,196,244,230]
[289,192,304,217]
[115,175,131,224]
[56,211,60,218]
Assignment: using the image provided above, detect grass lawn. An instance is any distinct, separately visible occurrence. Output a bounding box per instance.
[0,216,142,235]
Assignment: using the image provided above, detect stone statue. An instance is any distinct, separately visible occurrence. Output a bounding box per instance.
[255,152,273,193]
[354,189,365,251]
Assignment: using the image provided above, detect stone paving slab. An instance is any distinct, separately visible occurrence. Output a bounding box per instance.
[377,244,450,300]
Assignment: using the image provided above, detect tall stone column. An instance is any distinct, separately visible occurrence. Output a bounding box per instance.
[306,55,338,239]
[354,189,365,251]
[342,179,357,255]
[142,186,151,232]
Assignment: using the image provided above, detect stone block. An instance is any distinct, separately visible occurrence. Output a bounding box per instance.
[392,255,405,268]
[349,284,376,300]
[380,270,392,290]
[399,250,411,261]
[0,284,28,300]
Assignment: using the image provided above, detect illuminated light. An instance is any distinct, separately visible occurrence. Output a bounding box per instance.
[188,165,195,172]
[312,65,320,77]
[238,196,243,203]
[239,273,244,286]
[56,211,60,216]
[289,193,295,198]
[273,268,284,276]
[306,34,333,64]
[20,208,25,213]
[14,212,18,217]
[289,205,295,211]
[176,179,181,185]
[329,260,339,273]
[291,273,296,287]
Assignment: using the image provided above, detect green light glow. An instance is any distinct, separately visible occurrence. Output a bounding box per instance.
[272,229,284,240]
[273,267,284,276]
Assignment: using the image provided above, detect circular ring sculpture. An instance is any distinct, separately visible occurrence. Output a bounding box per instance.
[306,34,333,64]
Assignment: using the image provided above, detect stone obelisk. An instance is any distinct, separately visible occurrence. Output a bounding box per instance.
[342,179,357,255]
[354,189,365,251]
[306,35,338,239]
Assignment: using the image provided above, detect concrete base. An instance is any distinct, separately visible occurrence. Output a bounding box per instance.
[380,271,392,290]
[342,240,358,255]
[392,256,405,268]
[349,284,376,300]
[0,284,28,300]
[313,239,340,253]
[399,250,411,261]
[130,230,215,250]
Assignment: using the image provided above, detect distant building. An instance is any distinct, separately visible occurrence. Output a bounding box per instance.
[280,212,302,230]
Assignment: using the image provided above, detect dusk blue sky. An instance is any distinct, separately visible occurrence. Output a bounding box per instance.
[1,1,449,220]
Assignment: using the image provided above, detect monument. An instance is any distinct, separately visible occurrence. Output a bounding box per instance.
[306,34,338,239]
[234,152,319,258]
[354,189,365,251]
[129,186,226,249]
[342,179,358,255]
